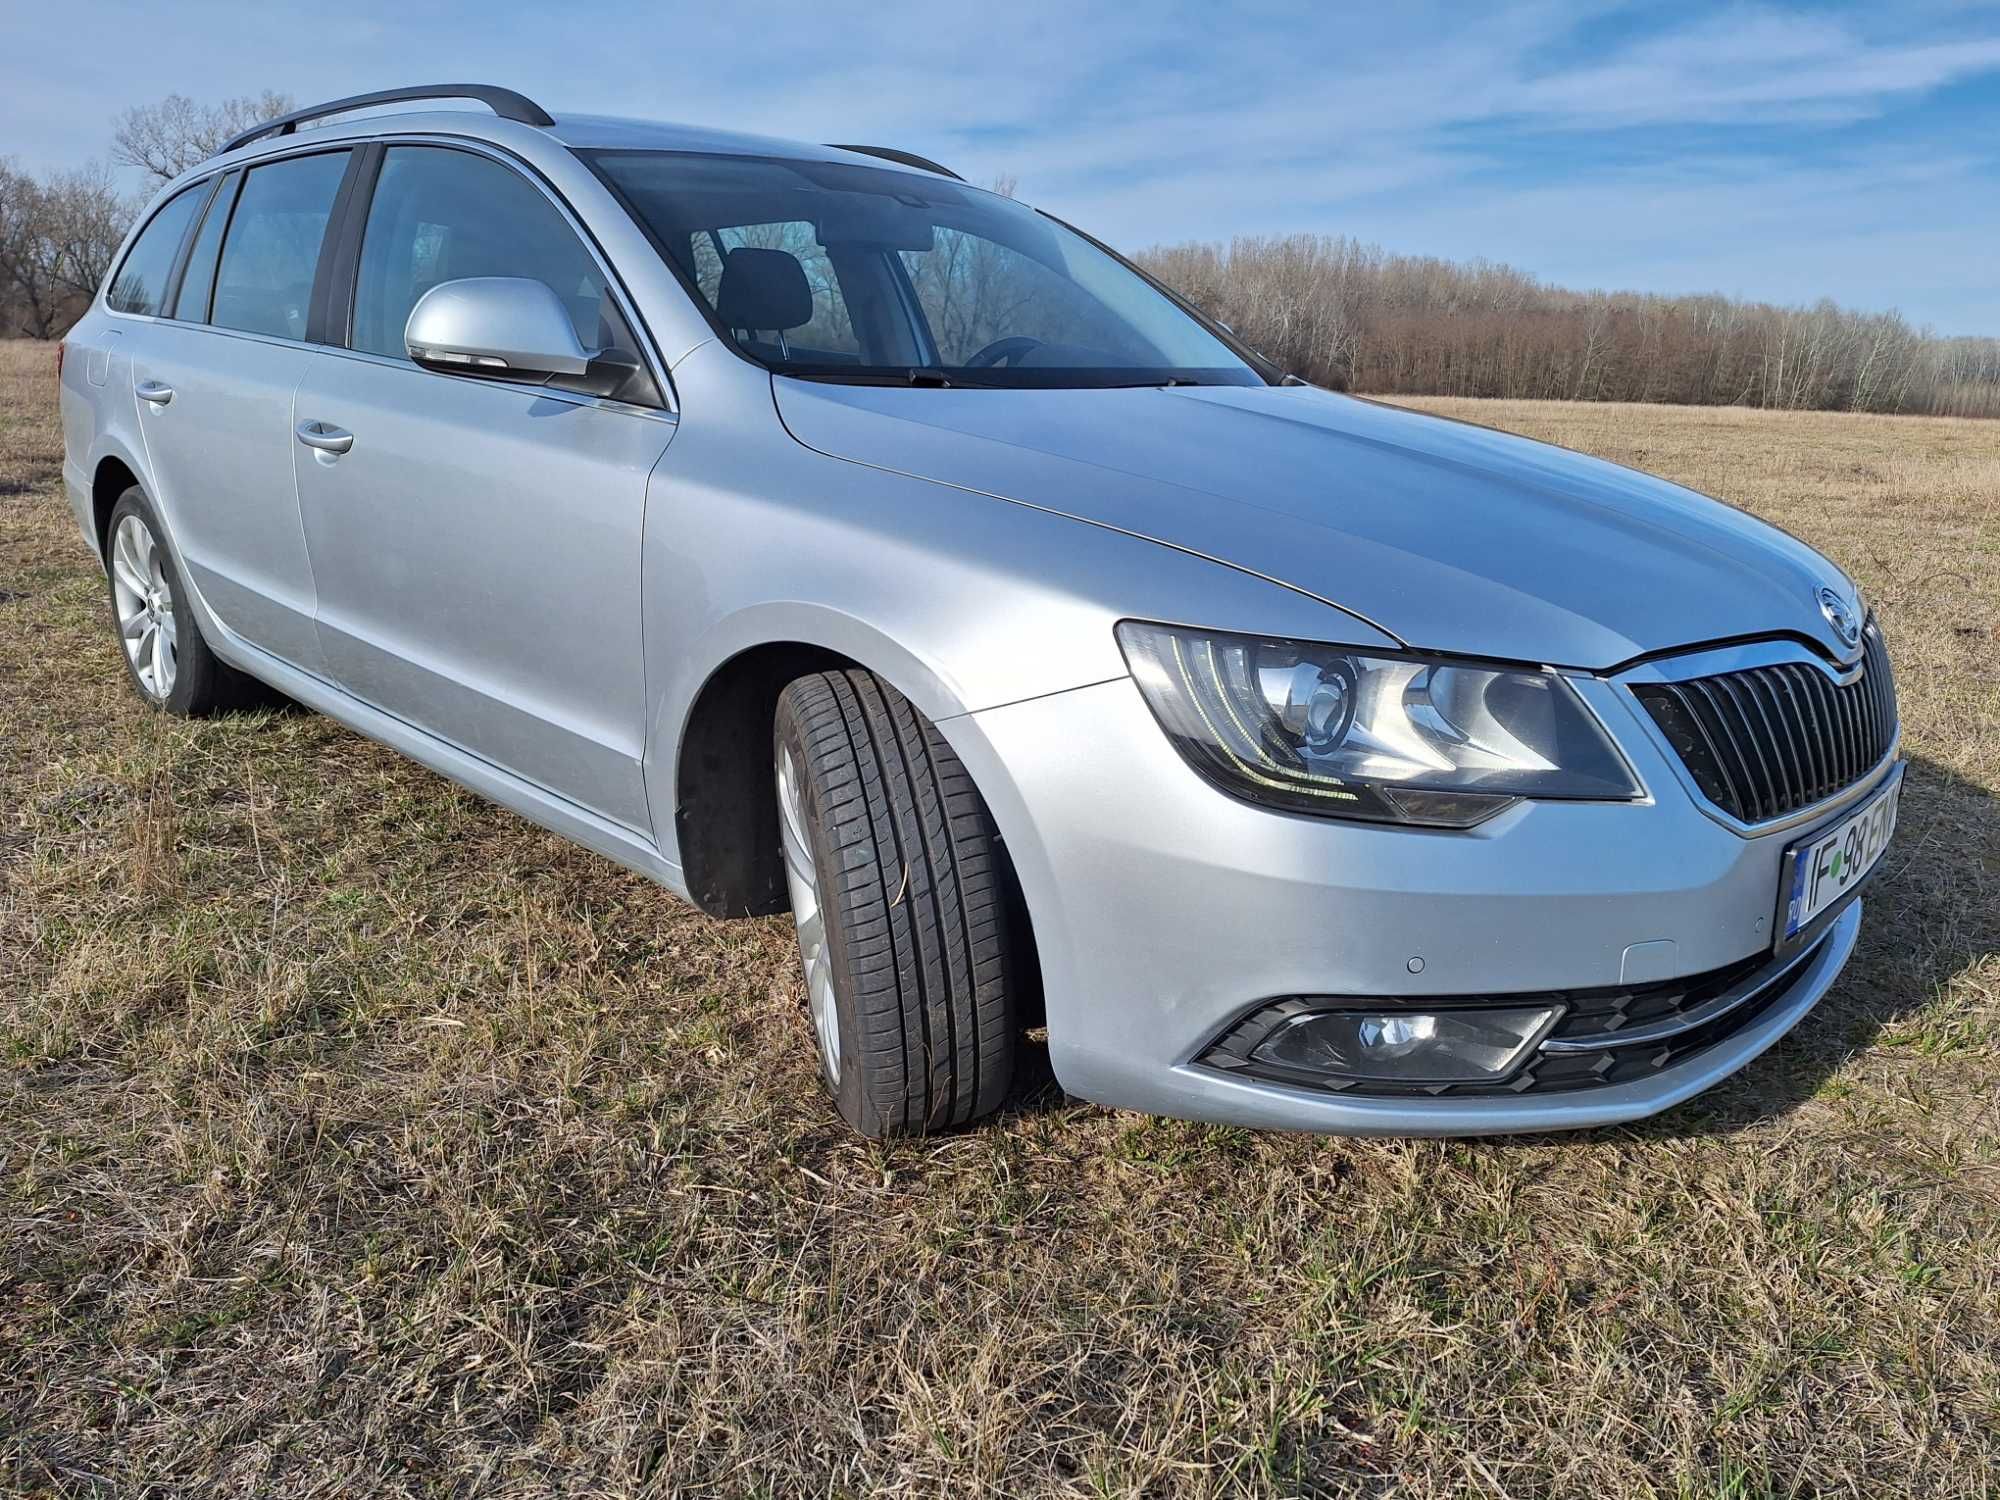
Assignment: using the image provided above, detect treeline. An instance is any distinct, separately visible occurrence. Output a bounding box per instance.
[1139,235,2000,418]
[0,162,127,338]
[0,93,289,339]
[8,94,2000,419]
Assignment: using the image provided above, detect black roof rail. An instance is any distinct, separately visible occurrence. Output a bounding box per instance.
[222,84,555,155]
[825,144,963,181]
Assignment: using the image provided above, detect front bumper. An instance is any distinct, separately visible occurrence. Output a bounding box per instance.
[944,675,1883,1135]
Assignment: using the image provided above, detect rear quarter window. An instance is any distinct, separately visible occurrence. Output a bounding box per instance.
[106,186,206,316]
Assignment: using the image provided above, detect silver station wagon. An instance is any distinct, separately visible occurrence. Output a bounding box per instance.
[59,85,1902,1137]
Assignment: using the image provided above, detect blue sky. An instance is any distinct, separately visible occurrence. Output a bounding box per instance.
[7,1,1999,332]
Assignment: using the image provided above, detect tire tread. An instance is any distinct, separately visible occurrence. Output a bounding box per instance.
[776,669,1017,1134]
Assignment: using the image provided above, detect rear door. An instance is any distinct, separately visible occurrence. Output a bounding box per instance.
[292,143,672,832]
[126,149,354,672]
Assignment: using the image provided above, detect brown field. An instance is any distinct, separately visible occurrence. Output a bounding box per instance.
[2,339,1996,1498]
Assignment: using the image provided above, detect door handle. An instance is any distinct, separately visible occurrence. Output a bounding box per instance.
[136,380,174,406]
[295,420,354,455]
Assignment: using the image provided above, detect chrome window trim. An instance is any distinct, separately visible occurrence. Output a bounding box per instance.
[1615,638,1899,837]
[104,132,677,415]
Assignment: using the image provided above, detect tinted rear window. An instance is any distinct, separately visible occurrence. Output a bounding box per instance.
[171,172,238,322]
[106,186,205,316]
[211,152,349,341]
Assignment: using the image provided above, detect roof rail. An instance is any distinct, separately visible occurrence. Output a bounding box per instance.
[825,144,963,181]
[222,85,555,155]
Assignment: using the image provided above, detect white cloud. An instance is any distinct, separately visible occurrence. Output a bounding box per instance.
[3,0,1996,328]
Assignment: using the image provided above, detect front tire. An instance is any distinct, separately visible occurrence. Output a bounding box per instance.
[104,488,259,717]
[774,670,1020,1136]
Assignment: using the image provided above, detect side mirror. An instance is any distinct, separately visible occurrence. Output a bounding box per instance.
[406,276,596,381]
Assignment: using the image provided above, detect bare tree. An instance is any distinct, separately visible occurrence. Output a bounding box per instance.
[112,91,293,182]
[0,159,132,338]
[39,162,129,300]
[0,162,62,337]
[1137,232,2000,418]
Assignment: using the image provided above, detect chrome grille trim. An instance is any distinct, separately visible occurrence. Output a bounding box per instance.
[1538,928,1824,1053]
[1629,624,1896,826]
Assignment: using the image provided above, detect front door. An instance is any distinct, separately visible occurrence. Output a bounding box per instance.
[293,144,673,833]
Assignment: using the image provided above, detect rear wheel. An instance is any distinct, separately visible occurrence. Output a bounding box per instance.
[774,669,1019,1136]
[104,488,260,716]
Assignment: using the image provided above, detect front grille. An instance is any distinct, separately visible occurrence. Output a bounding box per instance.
[1197,938,1820,1099]
[1631,625,1896,824]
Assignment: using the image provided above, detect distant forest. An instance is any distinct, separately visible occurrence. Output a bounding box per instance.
[1139,235,2000,418]
[8,92,1999,420]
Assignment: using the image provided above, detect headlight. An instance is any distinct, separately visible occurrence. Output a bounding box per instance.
[1116,621,1641,828]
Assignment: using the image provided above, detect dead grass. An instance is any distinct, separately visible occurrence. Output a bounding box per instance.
[2,350,1996,1497]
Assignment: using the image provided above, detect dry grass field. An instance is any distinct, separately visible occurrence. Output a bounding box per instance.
[2,338,1996,1498]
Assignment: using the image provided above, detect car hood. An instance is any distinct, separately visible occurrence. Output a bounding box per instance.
[772,378,1860,670]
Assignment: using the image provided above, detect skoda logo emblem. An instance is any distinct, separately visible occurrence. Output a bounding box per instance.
[1817,586,1861,647]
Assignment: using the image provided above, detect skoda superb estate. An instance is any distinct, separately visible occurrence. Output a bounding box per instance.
[59,86,1903,1137]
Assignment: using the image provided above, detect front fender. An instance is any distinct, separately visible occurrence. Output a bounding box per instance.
[662,600,982,744]
[639,340,1397,874]
[641,497,1383,865]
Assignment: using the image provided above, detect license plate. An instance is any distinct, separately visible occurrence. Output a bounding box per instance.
[1780,768,1901,942]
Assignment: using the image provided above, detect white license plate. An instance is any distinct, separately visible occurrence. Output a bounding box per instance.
[1781,771,1901,941]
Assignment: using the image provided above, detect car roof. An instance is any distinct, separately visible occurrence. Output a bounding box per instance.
[198,102,937,183]
[546,112,863,163]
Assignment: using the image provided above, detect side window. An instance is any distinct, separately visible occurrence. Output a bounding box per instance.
[352,147,612,359]
[106,186,205,316]
[171,172,237,322]
[211,151,350,341]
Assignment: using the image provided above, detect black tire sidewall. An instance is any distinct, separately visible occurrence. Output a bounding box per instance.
[773,689,882,1134]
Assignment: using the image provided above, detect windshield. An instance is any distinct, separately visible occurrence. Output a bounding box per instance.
[587,151,1264,389]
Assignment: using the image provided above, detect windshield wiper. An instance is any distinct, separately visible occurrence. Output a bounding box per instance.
[781,366,1009,389]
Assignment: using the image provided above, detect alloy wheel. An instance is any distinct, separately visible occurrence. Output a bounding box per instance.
[109,513,177,701]
[777,742,840,1081]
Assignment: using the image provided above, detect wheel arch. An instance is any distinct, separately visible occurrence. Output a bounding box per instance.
[670,639,853,918]
[669,630,1049,1038]
[91,453,144,562]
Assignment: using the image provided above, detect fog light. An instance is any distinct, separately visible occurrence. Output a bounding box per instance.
[1249,1005,1561,1084]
